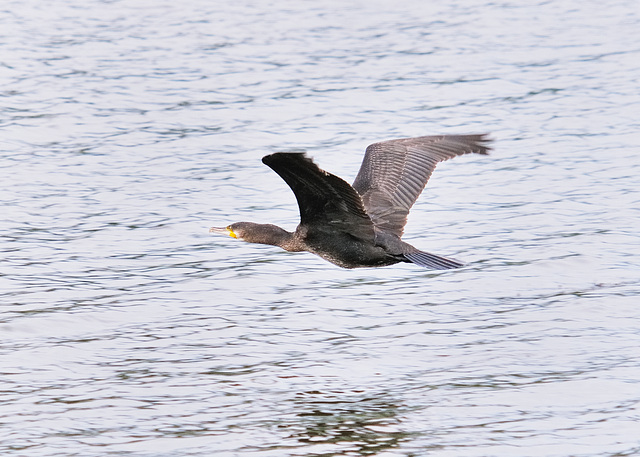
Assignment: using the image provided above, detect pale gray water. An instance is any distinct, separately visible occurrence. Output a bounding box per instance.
[1,0,640,456]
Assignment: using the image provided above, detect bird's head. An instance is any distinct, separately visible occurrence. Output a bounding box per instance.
[209,222,248,240]
[209,222,292,247]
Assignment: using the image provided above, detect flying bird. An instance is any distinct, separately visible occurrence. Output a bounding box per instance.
[210,134,491,269]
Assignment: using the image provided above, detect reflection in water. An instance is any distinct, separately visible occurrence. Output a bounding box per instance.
[292,391,409,455]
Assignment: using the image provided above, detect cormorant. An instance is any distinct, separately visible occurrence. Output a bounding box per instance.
[210,134,491,269]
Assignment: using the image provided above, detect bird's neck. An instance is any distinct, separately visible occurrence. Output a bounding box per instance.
[245,223,302,252]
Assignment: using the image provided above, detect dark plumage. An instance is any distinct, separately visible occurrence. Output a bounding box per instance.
[210,134,491,269]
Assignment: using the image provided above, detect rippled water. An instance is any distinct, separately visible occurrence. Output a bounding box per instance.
[2,0,640,455]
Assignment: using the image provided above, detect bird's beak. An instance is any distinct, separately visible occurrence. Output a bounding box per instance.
[209,226,237,239]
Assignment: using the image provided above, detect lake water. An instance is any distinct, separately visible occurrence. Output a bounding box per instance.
[1,0,640,455]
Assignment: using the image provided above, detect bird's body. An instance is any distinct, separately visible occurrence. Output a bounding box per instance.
[210,134,491,269]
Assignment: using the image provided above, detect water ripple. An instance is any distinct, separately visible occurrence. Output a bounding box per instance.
[2,0,640,456]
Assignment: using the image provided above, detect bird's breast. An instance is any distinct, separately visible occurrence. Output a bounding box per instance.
[302,228,398,268]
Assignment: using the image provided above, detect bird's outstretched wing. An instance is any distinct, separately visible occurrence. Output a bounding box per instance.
[262,153,376,242]
[352,134,491,237]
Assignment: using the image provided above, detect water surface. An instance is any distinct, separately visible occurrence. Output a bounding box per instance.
[1,0,640,456]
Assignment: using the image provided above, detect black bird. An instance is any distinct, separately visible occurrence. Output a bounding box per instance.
[210,134,491,269]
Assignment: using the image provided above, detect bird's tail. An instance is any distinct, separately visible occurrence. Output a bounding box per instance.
[402,250,465,270]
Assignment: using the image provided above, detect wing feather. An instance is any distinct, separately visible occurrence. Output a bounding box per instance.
[352,134,491,236]
[262,152,376,242]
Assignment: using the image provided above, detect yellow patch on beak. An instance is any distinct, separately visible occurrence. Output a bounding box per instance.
[227,226,237,239]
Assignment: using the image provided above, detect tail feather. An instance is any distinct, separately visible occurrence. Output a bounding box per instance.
[403,251,465,270]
